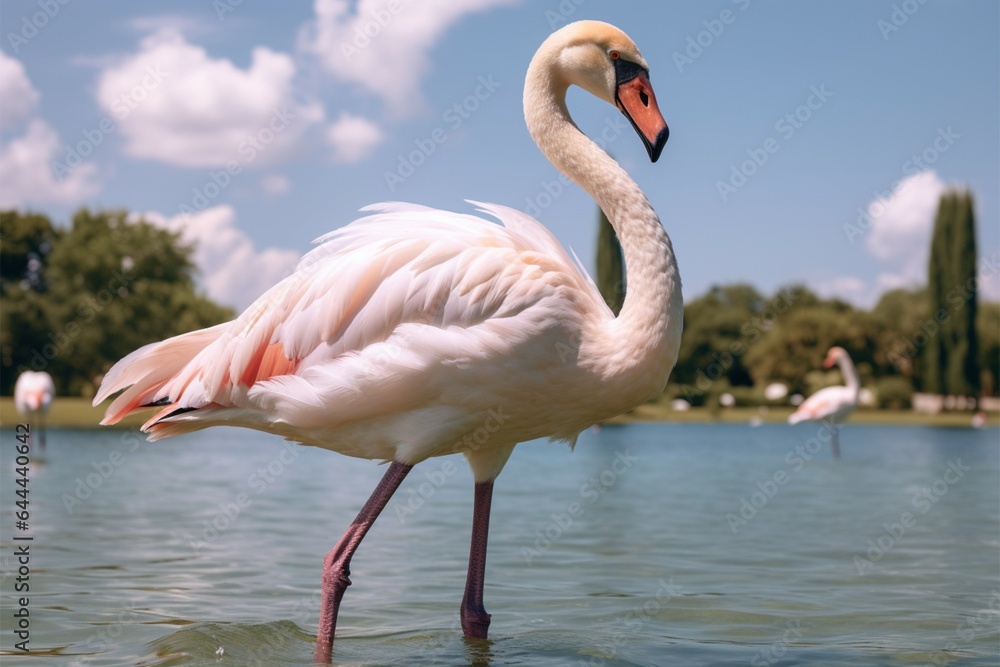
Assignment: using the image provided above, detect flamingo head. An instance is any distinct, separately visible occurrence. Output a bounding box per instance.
[545,21,669,161]
[823,346,846,369]
[16,371,54,414]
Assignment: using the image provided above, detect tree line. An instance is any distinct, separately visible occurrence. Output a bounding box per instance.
[1,209,232,397]
[665,282,998,407]
[2,202,997,409]
[597,188,998,408]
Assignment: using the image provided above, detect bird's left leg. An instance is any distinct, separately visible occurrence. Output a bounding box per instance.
[461,480,494,639]
[315,460,412,663]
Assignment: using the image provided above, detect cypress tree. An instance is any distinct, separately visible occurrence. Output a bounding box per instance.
[596,206,625,316]
[925,192,953,394]
[946,191,979,397]
[925,189,980,401]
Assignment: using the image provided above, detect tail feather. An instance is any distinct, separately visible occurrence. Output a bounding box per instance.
[787,411,808,425]
[144,406,272,441]
[95,323,229,425]
[102,381,169,425]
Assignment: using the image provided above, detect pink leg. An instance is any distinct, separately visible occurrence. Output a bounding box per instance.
[314,460,412,663]
[461,481,494,639]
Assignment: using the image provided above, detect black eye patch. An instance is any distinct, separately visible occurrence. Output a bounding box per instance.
[613,57,647,85]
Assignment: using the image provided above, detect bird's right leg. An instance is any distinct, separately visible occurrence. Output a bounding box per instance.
[314,460,412,663]
[461,480,495,639]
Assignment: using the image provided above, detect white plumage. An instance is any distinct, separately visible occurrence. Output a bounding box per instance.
[788,346,860,457]
[95,20,680,659]
[14,370,55,449]
[787,346,860,425]
[787,383,859,426]
[94,199,673,480]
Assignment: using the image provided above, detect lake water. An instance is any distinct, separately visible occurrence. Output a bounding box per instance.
[1,422,998,666]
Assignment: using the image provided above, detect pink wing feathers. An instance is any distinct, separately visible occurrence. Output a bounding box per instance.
[94,202,608,439]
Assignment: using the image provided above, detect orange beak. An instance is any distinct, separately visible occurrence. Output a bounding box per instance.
[823,352,837,369]
[614,62,669,162]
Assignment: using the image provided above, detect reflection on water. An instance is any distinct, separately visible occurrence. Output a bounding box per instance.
[0,423,997,666]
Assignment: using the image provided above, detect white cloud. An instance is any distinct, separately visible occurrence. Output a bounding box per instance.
[0,54,100,207]
[811,275,878,308]
[299,0,514,117]
[325,112,383,162]
[981,253,1000,302]
[817,170,947,308]
[97,29,323,168]
[864,170,946,286]
[836,170,1000,307]
[0,52,40,129]
[874,271,913,293]
[136,205,300,310]
[260,173,291,196]
[0,119,100,207]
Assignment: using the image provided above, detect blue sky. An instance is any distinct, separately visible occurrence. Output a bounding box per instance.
[1,0,997,310]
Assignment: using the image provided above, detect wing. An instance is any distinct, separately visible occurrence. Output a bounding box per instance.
[788,385,855,423]
[96,201,610,437]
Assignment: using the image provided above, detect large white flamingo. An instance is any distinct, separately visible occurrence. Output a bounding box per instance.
[788,346,860,457]
[95,21,680,662]
[14,371,55,450]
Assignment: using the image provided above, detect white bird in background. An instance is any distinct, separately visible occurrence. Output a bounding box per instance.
[14,371,55,450]
[95,21,680,662]
[787,346,861,458]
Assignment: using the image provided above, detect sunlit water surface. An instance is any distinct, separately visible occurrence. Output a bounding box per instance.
[1,422,998,666]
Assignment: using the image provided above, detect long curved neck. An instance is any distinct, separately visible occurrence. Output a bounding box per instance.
[837,354,861,394]
[523,56,682,390]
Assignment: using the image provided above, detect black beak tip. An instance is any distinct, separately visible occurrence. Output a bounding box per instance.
[647,125,669,163]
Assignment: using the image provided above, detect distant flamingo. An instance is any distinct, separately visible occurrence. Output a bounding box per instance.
[788,346,860,457]
[14,371,55,450]
[94,21,680,662]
